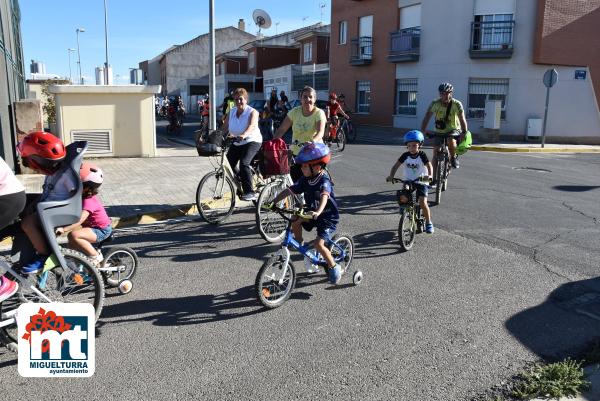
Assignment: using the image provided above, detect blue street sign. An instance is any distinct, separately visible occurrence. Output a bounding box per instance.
[575,70,587,80]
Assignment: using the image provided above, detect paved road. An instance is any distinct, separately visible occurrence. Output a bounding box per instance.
[1,144,599,400]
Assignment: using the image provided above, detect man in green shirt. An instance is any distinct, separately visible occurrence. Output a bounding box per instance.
[421,82,468,175]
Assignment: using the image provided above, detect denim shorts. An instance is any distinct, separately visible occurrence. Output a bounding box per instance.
[91,225,113,242]
[301,218,338,242]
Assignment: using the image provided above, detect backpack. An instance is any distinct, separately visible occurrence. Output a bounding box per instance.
[261,138,289,176]
[456,130,473,155]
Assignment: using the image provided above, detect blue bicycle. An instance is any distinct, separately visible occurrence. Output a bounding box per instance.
[255,205,362,309]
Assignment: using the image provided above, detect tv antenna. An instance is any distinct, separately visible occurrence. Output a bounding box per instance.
[275,21,280,35]
[252,9,272,35]
[320,2,326,23]
[302,16,309,26]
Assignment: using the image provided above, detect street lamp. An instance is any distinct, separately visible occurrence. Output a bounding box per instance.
[103,0,110,85]
[67,48,76,83]
[76,28,85,84]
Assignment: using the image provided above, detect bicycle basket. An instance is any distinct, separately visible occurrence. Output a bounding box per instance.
[196,130,224,157]
[261,138,290,176]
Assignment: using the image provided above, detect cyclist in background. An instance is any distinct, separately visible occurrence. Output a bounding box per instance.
[325,92,350,122]
[421,82,467,179]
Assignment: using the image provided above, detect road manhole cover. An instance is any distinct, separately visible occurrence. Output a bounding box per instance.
[512,167,552,173]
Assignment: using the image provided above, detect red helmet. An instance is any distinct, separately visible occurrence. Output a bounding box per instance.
[329,92,337,100]
[80,162,104,188]
[17,131,66,175]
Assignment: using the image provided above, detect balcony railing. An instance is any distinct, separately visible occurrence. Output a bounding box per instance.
[470,20,515,58]
[388,27,420,62]
[350,36,372,65]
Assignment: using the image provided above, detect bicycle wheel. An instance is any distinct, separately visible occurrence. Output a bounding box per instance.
[100,246,138,287]
[196,170,236,224]
[345,120,357,143]
[442,160,449,192]
[398,208,416,251]
[255,179,298,243]
[441,158,449,192]
[334,128,346,152]
[329,233,354,274]
[0,249,105,347]
[434,157,444,205]
[255,254,296,309]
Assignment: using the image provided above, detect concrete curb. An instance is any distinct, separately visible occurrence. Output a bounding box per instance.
[0,203,199,249]
[470,145,600,153]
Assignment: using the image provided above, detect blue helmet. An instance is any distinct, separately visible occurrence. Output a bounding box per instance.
[295,142,331,165]
[404,130,424,144]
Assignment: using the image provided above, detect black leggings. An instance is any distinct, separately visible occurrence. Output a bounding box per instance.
[0,191,26,231]
[226,142,262,193]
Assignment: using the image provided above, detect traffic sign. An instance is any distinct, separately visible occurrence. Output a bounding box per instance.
[543,68,558,88]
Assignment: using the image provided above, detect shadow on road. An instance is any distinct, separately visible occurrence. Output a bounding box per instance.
[505,276,600,361]
[337,190,398,216]
[553,185,600,192]
[98,274,327,330]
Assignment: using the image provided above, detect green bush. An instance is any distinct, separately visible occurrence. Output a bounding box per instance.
[511,359,590,400]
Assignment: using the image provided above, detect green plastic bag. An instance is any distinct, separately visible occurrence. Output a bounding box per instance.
[456,130,472,155]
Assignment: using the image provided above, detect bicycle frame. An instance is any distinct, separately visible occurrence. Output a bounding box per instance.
[0,259,53,329]
[271,214,346,285]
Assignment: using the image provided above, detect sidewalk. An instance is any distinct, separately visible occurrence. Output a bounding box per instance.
[15,135,214,229]
[354,125,600,153]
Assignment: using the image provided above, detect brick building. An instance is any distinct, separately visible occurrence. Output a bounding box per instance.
[330,0,600,143]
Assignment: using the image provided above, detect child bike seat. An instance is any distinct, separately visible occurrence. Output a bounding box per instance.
[36,141,88,269]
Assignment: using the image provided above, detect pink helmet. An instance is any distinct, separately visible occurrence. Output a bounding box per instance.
[80,162,104,187]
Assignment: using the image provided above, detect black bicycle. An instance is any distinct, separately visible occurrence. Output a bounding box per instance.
[429,131,460,205]
[388,177,430,251]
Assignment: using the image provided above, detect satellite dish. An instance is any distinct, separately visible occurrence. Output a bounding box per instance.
[252,9,272,34]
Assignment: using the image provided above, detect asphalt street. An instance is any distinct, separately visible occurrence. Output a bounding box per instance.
[1,144,599,401]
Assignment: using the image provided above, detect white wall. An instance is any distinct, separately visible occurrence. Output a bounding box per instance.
[392,0,600,141]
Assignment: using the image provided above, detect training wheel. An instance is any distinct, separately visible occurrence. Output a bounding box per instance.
[352,271,363,285]
[118,279,133,294]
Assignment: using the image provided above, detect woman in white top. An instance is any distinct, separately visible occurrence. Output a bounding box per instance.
[222,88,263,201]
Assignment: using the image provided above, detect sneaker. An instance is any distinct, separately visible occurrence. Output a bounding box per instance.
[91,251,104,268]
[425,222,434,234]
[327,264,342,285]
[240,192,257,201]
[0,276,19,303]
[451,157,460,169]
[21,256,47,274]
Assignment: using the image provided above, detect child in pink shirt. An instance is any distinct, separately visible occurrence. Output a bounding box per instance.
[56,162,112,266]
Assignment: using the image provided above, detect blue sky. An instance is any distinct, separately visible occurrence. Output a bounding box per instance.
[21,0,331,83]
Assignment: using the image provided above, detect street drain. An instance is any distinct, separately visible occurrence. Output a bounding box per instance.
[513,167,552,173]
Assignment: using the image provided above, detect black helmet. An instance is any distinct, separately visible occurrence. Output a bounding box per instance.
[438,82,453,93]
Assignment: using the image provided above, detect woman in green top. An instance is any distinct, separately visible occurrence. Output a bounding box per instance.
[274,86,326,181]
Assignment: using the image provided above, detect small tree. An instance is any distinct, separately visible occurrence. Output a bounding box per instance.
[40,79,69,124]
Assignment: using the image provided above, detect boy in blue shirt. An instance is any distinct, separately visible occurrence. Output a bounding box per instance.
[268,142,342,284]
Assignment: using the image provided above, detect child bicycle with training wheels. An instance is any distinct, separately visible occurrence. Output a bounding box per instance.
[265,142,343,285]
[387,130,434,235]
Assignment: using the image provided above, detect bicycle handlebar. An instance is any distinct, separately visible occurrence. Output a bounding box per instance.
[387,176,432,185]
[262,204,313,221]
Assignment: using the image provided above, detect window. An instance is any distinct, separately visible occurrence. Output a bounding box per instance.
[395,79,417,115]
[339,21,347,44]
[248,52,255,69]
[468,78,509,119]
[356,81,371,113]
[303,42,313,62]
[473,14,514,50]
